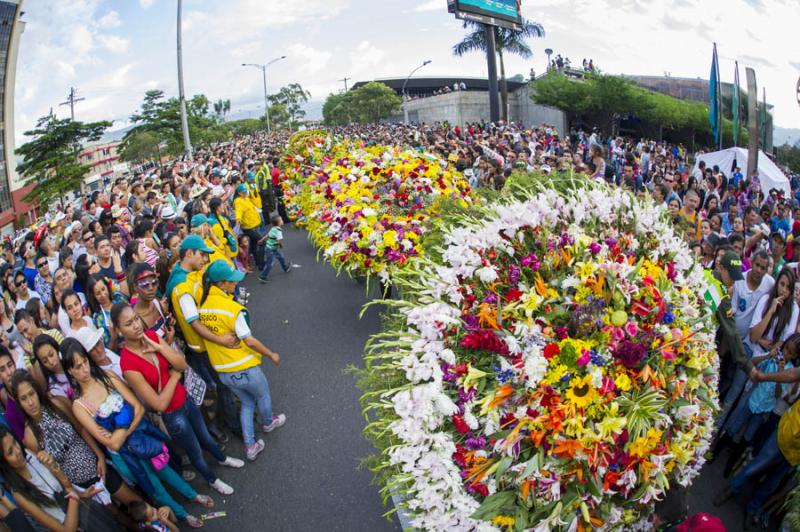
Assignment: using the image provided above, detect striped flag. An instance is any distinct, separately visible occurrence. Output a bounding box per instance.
[709,43,721,148]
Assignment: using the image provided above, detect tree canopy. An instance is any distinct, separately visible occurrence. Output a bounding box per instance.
[268,83,311,130]
[322,82,402,125]
[122,89,230,156]
[15,115,111,206]
[531,71,750,147]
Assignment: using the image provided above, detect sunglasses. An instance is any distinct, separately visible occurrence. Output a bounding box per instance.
[37,262,48,268]
[137,278,158,289]
[15,280,26,287]
[84,236,95,243]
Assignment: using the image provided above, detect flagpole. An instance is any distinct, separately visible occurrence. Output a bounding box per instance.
[715,44,722,150]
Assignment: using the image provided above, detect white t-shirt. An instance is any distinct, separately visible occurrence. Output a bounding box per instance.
[748,293,800,356]
[234,311,251,340]
[99,349,122,379]
[15,291,42,310]
[57,292,88,332]
[732,273,775,341]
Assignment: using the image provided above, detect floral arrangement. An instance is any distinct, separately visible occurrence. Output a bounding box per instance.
[287,143,474,279]
[359,177,718,531]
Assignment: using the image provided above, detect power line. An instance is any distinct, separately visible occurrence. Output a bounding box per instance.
[59,87,85,120]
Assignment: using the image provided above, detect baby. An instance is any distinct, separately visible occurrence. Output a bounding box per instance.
[129,500,179,532]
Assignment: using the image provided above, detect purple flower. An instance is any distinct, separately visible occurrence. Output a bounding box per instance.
[462,314,480,331]
[613,341,647,369]
[483,293,498,305]
[458,387,476,403]
[589,242,602,254]
[520,253,538,267]
[465,435,486,450]
[509,265,520,285]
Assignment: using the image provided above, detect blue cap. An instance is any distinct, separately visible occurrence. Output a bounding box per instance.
[179,234,214,253]
[236,184,248,194]
[191,214,209,227]
[206,260,245,283]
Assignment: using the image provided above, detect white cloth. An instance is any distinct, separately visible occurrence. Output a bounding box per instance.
[732,274,775,341]
[748,293,799,356]
[15,291,42,310]
[234,311,251,340]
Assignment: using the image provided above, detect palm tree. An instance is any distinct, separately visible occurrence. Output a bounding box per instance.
[453,20,545,122]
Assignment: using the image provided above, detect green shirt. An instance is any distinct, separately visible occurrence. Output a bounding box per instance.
[266,226,283,251]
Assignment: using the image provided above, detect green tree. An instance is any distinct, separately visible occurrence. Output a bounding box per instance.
[213,98,231,122]
[322,91,354,126]
[453,19,545,121]
[123,90,230,156]
[119,130,161,164]
[268,83,311,130]
[350,82,402,123]
[224,118,265,136]
[15,114,111,206]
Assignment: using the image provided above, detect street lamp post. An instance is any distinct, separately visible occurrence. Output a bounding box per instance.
[242,56,286,133]
[177,0,192,158]
[402,59,432,124]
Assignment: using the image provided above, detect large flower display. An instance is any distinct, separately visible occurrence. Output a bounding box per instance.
[360,180,718,531]
[285,142,474,279]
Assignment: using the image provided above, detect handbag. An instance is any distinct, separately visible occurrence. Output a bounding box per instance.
[183,365,207,407]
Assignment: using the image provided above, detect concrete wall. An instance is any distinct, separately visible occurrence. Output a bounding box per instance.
[401,88,567,133]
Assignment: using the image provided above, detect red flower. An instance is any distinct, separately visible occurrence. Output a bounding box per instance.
[452,414,470,433]
[472,482,489,497]
[505,288,524,302]
[554,327,569,340]
[543,343,560,360]
[460,331,510,356]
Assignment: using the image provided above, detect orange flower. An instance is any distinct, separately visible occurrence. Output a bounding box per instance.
[553,438,584,459]
[477,302,500,330]
[489,384,514,411]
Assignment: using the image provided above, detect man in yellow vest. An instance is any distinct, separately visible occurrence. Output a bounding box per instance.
[199,260,285,461]
[167,234,241,440]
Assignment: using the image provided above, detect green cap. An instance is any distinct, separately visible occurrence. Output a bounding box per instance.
[179,234,215,253]
[191,214,209,227]
[206,259,245,283]
[236,184,248,194]
[718,250,744,282]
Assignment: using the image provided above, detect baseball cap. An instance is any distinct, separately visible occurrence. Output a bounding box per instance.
[179,234,215,253]
[235,184,248,194]
[206,259,245,283]
[191,214,209,228]
[73,326,103,353]
[718,250,744,281]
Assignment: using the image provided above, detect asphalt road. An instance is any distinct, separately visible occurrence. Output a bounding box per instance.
[172,224,777,532]
[181,224,400,532]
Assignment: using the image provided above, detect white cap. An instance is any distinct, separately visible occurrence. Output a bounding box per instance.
[73,326,103,353]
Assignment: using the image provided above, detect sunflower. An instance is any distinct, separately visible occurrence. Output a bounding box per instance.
[565,374,597,409]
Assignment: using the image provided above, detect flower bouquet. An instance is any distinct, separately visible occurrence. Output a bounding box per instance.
[359,177,718,531]
[293,144,474,280]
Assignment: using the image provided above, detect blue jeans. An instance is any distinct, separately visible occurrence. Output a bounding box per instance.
[717,366,749,430]
[730,429,790,514]
[187,349,240,433]
[722,388,769,443]
[259,247,288,279]
[110,453,196,520]
[163,400,226,483]
[218,366,273,447]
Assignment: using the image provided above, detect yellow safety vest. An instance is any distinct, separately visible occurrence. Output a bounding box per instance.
[210,218,237,258]
[778,400,800,465]
[198,285,260,373]
[234,196,261,230]
[256,164,271,190]
[205,237,234,267]
[171,269,205,353]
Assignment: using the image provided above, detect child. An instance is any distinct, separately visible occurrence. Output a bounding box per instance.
[236,234,253,273]
[258,215,293,283]
[129,501,179,532]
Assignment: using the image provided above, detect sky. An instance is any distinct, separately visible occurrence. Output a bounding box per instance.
[13,0,800,146]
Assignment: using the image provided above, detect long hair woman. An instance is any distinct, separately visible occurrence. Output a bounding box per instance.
[12,371,142,518]
[63,339,211,528]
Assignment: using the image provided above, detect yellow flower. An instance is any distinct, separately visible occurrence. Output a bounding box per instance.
[383,230,398,248]
[462,365,488,389]
[491,515,515,528]
[615,373,632,392]
[565,375,597,409]
[628,428,663,457]
[577,261,596,279]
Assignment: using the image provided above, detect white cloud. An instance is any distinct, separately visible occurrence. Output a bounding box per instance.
[350,41,385,73]
[285,43,332,76]
[97,10,121,29]
[139,0,156,8]
[413,0,442,12]
[97,35,129,53]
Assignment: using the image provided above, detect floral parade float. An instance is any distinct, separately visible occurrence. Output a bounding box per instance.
[281,134,474,280]
[357,176,718,531]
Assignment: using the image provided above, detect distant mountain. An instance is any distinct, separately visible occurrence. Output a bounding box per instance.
[774,127,800,147]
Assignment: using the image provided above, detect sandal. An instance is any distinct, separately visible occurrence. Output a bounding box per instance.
[185,515,204,528]
[194,494,214,508]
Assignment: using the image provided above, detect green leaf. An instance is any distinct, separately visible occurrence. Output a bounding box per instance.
[470,490,516,521]
[495,455,513,481]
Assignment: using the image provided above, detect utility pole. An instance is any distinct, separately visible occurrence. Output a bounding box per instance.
[176,0,193,159]
[339,77,351,92]
[242,56,286,134]
[59,87,85,120]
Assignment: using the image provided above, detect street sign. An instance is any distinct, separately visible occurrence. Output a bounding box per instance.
[448,0,522,31]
